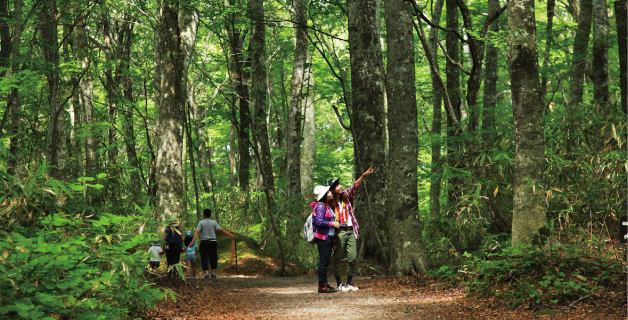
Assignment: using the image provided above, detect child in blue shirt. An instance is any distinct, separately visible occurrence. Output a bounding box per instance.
[184,231,198,279]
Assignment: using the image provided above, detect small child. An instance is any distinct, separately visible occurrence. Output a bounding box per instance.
[148,242,163,271]
[184,231,198,279]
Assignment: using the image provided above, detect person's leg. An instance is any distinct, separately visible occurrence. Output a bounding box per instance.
[186,259,192,276]
[200,240,210,276]
[165,247,177,275]
[209,240,218,277]
[316,238,333,287]
[331,233,347,285]
[345,233,357,286]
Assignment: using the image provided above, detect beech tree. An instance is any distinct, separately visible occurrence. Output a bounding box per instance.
[508,0,547,246]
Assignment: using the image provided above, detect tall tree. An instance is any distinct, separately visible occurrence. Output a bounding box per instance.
[508,0,546,246]
[541,0,556,100]
[300,52,316,198]
[385,0,428,275]
[248,0,286,275]
[348,0,388,261]
[428,0,445,221]
[591,0,609,105]
[445,0,461,207]
[41,0,63,179]
[154,0,185,221]
[481,0,499,144]
[119,21,141,201]
[226,0,251,192]
[616,1,627,108]
[285,0,309,198]
[75,11,99,181]
[6,0,21,176]
[569,0,593,107]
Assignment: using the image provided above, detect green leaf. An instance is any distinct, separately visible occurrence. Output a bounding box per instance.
[510,298,524,310]
[97,173,107,179]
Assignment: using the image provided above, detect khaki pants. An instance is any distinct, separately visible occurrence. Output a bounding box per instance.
[332,229,357,277]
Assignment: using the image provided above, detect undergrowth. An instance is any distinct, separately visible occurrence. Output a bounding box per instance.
[430,231,626,310]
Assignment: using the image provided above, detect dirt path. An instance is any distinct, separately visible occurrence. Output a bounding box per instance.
[144,275,625,319]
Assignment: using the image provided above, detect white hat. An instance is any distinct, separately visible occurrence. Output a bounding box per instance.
[313,185,330,202]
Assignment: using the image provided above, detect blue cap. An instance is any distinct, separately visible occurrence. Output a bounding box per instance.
[186,231,193,237]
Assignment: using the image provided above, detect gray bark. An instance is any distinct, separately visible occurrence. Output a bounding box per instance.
[591,0,609,104]
[120,23,141,198]
[348,0,388,261]
[154,0,185,220]
[300,52,316,198]
[75,19,98,180]
[569,0,593,107]
[429,0,445,221]
[7,0,22,176]
[285,0,309,198]
[42,0,62,179]
[482,0,499,143]
[508,0,547,246]
[541,0,555,100]
[385,0,428,276]
[225,0,251,192]
[616,1,627,108]
[446,0,461,206]
[248,0,286,275]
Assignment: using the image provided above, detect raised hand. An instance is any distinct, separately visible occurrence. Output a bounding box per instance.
[362,165,374,176]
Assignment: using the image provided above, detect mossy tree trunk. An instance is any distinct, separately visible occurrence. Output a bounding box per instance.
[508,0,547,246]
[385,0,428,276]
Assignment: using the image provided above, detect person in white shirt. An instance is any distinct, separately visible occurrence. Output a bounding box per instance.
[148,242,163,270]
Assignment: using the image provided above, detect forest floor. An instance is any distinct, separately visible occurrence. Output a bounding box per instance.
[143,274,626,319]
[142,234,626,319]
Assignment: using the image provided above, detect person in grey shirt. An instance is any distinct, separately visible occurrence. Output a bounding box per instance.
[191,209,236,278]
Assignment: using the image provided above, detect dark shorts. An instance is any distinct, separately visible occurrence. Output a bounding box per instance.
[184,254,197,262]
[150,261,160,269]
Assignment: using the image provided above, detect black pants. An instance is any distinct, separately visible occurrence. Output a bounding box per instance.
[200,240,218,271]
[316,237,333,286]
[165,244,181,274]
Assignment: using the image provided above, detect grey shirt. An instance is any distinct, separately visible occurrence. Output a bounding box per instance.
[196,219,221,241]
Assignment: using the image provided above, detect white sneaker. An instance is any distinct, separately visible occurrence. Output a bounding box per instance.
[346,283,359,291]
[337,284,351,292]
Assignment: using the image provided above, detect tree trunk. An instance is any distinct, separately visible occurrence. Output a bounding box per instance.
[154,0,185,221]
[42,0,62,179]
[446,0,462,207]
[616,1,627,108]
[300,52,316,198]
[120,23,141,200]
[226,3,251,192]
[0,0,12,76]
[541,0,555,100]
[285,0,309,198]
[348,0,388,262]
[429,0,445,222]
[385,0,428,276]
[569,0,593,107]
[591,0,609,105]
[75,18,98,182]
[508,0,547,246]
[7,0,21,176]
[248,0,286,276]
[482,0,499,144]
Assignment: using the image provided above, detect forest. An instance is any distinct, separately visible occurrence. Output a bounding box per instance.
[0,0,625,317]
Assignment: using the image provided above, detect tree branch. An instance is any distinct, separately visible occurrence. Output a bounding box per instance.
[437,40,471,75]
[407,0,467,43]
[332,105,351,131]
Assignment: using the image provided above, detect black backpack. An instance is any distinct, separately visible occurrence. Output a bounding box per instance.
[165,225,182,246]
